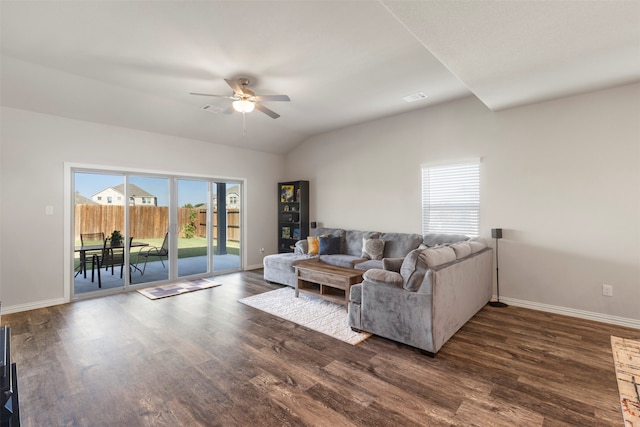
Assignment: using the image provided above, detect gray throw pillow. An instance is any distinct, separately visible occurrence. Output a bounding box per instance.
[318,236,341,255]
[361,237,385,260]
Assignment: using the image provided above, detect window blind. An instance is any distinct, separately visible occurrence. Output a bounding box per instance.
[421,161,480,237]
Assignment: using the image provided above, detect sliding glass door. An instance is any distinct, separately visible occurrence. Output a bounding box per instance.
[129,176,169,285]
[73,172,126,294]
[72,166,242,298]
[213,183,241,272]
[177,179,208,278]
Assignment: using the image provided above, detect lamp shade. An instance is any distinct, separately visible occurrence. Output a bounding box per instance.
[232,99,255,113]
[491,228,503,239]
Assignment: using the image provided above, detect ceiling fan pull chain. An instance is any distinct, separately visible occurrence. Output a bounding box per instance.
[242,112,247,135]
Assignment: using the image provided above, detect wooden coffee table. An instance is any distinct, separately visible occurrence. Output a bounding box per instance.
[294,260,364,307]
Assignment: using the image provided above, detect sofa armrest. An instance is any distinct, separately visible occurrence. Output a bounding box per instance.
[362,269,403,287]
[360,278,434,352]
[294,239,308,255]
[382,257,404,272]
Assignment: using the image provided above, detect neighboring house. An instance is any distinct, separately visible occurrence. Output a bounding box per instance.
[74,191,96,205]
[213,185,240,210]
[92,184,157,206]
[227,186,240,209]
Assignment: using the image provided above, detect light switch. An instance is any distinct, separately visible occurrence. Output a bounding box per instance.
[45,205,54,215]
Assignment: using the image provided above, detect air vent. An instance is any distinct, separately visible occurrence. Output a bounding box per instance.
[201,104,225,113]
[402,93,428,103]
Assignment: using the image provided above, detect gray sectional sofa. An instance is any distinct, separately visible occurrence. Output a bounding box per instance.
[263,227,469,287]
[263,226,493,355]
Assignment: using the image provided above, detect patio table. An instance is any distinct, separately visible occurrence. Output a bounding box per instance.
[75,241,150,283]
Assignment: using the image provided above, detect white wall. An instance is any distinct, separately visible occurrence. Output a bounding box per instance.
[0,107,284,310]
[286,83,640,323]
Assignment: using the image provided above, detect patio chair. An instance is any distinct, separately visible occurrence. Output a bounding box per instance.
[79,232,104,281]
[96,237,132,287]
[138,232,169,275]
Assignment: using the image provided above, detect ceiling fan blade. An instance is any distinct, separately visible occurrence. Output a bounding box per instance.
[254,103,280,119]
[225,78,245,95]
[255,94,290,102]
[190,92,236,99]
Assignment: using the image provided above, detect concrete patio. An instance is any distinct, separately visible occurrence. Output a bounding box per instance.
[73,254,241,295]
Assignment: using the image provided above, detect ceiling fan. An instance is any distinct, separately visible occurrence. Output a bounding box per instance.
[190,77,290,119]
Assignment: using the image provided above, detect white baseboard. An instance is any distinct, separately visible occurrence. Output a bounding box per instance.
[2,297,67,315]
[498,296,640,330]
[245,264,264,270]
[3,291,637,331]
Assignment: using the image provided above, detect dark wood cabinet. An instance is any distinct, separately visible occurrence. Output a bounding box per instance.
[278,181,309,253]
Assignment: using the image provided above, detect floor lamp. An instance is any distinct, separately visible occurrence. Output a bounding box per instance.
[489,228,508,307]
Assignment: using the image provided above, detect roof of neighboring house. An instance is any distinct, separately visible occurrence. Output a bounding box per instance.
[75,192,96,205]
[212,185,239,197]
[96,184,156,198]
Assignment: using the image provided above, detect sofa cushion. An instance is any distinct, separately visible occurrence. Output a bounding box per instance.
[468,240,487,253]
[319,236,341,255]
[319,254,366,268]
[307,236,320,255]
[362,269,403,286]
[354,259,384,270]
[423,233,469,247]
[361,237,385,260]
[380,233,423,258]
[422,247,456,267]
[345,230,380,256]
[450,242,472,259]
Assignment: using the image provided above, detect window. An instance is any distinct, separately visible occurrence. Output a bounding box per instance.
[421,160,480,237]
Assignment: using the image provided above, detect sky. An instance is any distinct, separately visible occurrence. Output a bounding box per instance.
[75,173,235,207]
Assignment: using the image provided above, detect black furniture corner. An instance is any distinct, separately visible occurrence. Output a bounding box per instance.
[0,327,20,427]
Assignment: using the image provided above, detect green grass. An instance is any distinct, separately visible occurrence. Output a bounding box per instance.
[74,237,239,268]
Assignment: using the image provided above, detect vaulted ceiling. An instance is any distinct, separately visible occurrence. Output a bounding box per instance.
[2,1,639,154]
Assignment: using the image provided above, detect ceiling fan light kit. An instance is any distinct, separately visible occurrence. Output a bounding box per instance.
[232,99,255,113]
[190,77,290,119]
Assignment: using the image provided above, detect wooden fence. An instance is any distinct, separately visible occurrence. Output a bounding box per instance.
[74,205,240,241]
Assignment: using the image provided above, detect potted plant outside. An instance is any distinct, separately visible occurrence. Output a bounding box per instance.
[110,230,123,247]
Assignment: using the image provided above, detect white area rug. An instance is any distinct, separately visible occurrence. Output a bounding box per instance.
[611,336,640,426]
[238,287,371,345]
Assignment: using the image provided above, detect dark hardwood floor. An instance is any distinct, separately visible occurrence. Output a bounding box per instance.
[3,270,638,426]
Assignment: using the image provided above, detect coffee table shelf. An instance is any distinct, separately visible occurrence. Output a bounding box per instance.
[295,260,363,307]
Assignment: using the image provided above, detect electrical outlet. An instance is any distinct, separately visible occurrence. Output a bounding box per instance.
[260,248,265,253]
[602,284,613,297]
